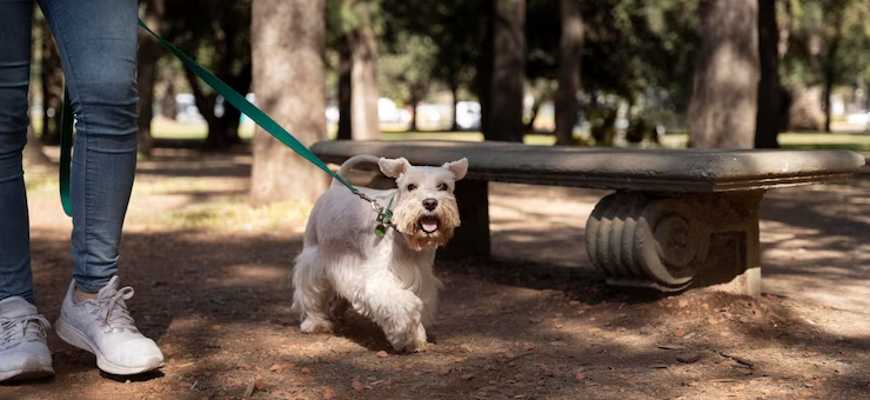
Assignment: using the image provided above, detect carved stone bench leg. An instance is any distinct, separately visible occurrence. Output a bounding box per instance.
[585,191,764,296]
[440,180,491,259]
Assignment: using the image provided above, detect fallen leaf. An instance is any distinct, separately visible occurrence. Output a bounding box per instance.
[244,378,257,398]
[719,352,754,368]
[676,353,702,364]
[270,362,295,373]
[352,378,365,392]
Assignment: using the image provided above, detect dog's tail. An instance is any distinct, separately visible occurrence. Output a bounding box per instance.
[333,154,381,188]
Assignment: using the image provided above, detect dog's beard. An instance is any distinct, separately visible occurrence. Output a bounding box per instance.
[393,197,461,251]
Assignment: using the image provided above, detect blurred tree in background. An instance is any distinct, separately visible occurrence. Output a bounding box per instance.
[137,0,166,156]
[380,0,479,132]
[780,0,870,132]
[250,0,329,204]
[25,0,870,163]
[159,0,252,150]
[327,0,382,140]
[688,0,759,148]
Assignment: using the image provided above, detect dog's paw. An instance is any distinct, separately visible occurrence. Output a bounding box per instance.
[389,322,428,353]
[410,339,430,353]
[300,317,334,334]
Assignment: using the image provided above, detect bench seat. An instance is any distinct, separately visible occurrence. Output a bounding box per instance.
[312,140,866,296]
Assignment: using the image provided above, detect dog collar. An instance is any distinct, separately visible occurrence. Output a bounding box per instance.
[374,195,395,237]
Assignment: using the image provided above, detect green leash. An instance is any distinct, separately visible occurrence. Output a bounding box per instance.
[59,89,74,217]
[60,19,392,233]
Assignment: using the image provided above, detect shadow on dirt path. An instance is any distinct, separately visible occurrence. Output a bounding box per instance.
[6,151,869,399]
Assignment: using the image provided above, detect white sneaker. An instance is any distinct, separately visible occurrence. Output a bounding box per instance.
[0,296,54,382]
[55,277,164,375]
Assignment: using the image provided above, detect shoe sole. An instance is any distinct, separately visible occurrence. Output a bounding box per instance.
[0,363,54,383]
[55,317,164,376]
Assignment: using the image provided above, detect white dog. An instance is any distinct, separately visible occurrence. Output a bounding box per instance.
[292,155,468,352]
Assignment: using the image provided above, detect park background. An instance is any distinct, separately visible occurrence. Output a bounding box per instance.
[10,0,870,399]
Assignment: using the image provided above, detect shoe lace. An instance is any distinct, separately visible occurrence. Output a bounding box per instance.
[0,315,50,349]
[96,286,137,331]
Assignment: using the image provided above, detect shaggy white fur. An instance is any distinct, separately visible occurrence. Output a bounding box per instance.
[292,155,468,352]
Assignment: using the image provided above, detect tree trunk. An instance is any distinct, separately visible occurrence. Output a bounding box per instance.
[221,100,243,144]
[136,52,157,156]
[349,2,380,140]
[822,41,839,133]
[865,78,870,112]
[337,36,353,140]
[476,0,494,136]
[555,0,583,145]
[205,101,244,149]
[182,67,218,146]
[821,7,845,134]
[211,63,251,147]
[137,0,165,157]
[159,80,177,119]
[408,94,419,132]
[754,0,780,148]
[449,80,461,131]
[822,71,834,133]
[487,0,525,142]
[524,96,541,132]
[688,0,759,148]
[38,17,63,145]
[250,0,328,205]
[26,4,50,165]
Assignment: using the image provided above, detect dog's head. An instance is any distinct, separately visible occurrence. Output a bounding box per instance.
[378,157,468,251]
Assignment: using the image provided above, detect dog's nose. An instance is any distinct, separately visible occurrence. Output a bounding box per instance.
[422,198,438,211]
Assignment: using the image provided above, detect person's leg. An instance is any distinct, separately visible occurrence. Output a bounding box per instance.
[38,0,138,293]
[0,0,35,304]
[41,0,164,375]
[0,0,55,383]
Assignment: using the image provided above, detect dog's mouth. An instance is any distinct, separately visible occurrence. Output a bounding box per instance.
[417,216,440,234]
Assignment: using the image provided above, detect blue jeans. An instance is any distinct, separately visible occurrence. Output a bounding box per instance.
[0,0,139,303]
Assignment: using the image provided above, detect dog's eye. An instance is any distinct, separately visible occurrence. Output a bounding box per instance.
[437,183,448,191]
[406,184,417,192]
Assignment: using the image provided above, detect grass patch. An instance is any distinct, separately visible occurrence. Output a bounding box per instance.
[162,197,310,231]
[150,117,869,152]
[23,165,57,192]
[778,132,870,152]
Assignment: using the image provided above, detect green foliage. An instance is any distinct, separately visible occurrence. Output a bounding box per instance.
[525,0,700,120]
[327,0,385,47]
[379,0,481,98]
[163,0,252,97]
[582,0,700,112]
[781,0,870,88]
[378,33,438,104]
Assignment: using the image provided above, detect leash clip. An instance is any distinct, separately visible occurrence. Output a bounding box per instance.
[355,191,394,237]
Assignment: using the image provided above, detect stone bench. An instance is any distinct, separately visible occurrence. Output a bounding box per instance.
[311,140,866,296]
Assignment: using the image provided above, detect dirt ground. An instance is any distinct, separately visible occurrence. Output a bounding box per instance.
[3,149,869,400]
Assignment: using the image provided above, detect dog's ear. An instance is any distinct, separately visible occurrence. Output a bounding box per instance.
[378,157,411,178]
[442,158,468,181]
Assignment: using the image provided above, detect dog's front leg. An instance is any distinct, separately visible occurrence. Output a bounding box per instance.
[340,273,428,352]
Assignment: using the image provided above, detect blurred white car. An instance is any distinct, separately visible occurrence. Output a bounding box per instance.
[456,101,480,130]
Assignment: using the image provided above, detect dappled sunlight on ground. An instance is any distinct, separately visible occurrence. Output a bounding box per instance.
[6,150,869,399]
